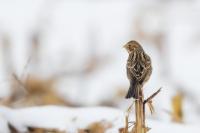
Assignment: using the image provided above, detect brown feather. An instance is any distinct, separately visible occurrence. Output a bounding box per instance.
[124,41,152,99]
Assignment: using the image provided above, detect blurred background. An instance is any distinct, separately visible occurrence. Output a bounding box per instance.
[0,0,200,124]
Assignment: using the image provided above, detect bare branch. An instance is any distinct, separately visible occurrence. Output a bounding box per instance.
[144,88,161,105]
[12,73,28,94]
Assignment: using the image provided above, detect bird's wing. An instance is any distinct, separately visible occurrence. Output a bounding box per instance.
[138,52,152,81]
[127,51,151,81]
[127,51,142,80]
[141,52,151,69]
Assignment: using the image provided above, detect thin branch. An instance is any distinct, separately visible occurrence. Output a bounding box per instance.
[144,88,161,105]
[20,55,32,79]
[12,73,28,94]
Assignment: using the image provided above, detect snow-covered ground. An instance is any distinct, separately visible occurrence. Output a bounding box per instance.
[0,106,199,133]
[0,0,200,132]
[0,106,124,133]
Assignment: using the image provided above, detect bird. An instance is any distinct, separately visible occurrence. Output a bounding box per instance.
[123,40,152,99]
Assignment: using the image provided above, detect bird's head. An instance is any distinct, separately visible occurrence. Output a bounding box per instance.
[123,40,142,53]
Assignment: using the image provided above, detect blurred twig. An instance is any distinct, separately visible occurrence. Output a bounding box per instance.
[144,88,161,105]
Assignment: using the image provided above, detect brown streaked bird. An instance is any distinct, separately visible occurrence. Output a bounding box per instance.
[123,40,152,99]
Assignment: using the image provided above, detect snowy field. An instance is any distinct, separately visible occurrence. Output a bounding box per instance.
[0,0,200,132]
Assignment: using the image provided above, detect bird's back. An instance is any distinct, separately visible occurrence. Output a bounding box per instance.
[126,49,152,85]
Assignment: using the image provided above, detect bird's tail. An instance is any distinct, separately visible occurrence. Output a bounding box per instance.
[125,81,140,99]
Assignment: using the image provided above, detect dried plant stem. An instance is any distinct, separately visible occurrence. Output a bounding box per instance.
[144,88,161,105]
[135,98,145,133]
[131,88,161,133]
[124,115,129,133]
[134,87,146,133]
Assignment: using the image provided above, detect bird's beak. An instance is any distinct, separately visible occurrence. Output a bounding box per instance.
[123,44,127,48]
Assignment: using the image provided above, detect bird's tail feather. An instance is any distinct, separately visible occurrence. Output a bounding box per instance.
[125,81,139,99]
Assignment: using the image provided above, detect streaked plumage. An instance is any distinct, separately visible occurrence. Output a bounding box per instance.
[124,40,152,99]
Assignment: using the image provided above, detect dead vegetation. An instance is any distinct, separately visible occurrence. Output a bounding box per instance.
[78,121,112,133]
[8,123,65,133]
[1,74,70,107]
[8,121,112,133]
[123,88,161,133]
[171,92,184,123]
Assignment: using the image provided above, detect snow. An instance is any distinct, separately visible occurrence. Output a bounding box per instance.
[148,120,200,133]
[0,0,200,132]
[0,114,9,133]
[0,106,199,133]
[0,106,124,133]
